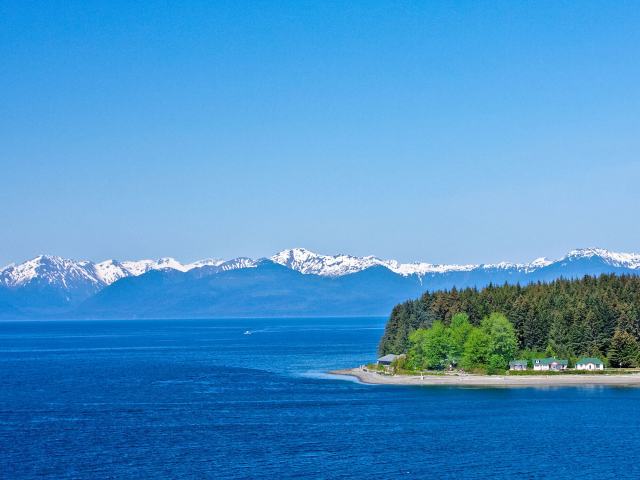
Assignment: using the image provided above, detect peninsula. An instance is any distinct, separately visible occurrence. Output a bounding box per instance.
[331,368,640,387]
[341,275,640,387]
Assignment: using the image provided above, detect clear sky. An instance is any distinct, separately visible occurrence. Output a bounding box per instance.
[1,1,639,266]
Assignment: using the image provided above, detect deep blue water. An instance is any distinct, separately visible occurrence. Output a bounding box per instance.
[1,318,640,479]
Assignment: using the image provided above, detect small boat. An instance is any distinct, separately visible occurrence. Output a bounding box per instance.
[243,330,252,335]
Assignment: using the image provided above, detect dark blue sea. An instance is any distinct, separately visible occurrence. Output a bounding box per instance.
[1,317,639,479]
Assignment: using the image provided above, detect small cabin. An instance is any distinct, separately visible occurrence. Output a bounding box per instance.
[509,360,528,371]
[533,357,568,371]
[576,357,604,371]
[377,354,404,367]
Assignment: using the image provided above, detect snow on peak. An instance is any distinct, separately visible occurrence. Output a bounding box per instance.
[186,258,225,270]
[271,248,477,277]
[0,255,102,288]
[118,257,225,277]
[478,248,640,272]
[217,257,258,271]
[94,259,130,285]
[3,247,639,292]
[270,247,640,277]
[564,248,640,268]
[271,248,386,276]
[0,255,232,290]
[118,259,158,276]
[383,260,477,276]
[480,261,518,270]
[155,257,189,272]
[479,256,552,273]
[529,257,553,268]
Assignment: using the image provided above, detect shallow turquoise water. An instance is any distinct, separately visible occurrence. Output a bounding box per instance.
[1,318,639,479]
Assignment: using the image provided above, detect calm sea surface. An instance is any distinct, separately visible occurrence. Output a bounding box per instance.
[1,317,639,479]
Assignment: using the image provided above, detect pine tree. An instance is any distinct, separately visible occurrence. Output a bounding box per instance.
[608,329,639,368]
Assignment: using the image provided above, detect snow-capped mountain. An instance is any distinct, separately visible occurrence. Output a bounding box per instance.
[270,247,480,276]
[1,247,639,319]
[561,248,640,269]
[2,247,639,290]
[187,258,227,270]
[0,255,226,290]
[0,255,104,289]
[94,260,131,285]
[268,247,624,277]
[270,248,387,276]
[0,254,227,316]
[217,257,258,271]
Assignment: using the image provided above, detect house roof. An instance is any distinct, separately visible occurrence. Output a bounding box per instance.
[378,354,400,363]
[534,357,568,366]
[509,360,528,366]
[576,357,604,366]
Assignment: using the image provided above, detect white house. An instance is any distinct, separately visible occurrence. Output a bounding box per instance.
[575,357,604,370]
[509,360,528,371]
[533,357,568,371]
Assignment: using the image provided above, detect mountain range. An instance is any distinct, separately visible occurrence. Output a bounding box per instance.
[1,247,639,319]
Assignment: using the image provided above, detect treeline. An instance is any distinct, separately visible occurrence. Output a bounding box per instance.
[379,274,640,364]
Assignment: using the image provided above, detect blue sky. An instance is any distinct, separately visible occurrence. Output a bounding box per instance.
[1,1,639,266]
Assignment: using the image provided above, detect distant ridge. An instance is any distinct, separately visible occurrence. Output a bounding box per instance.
[1,247,639,319]
[3,247,639,287]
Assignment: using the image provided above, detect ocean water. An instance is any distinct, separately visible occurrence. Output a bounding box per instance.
[1,318,639,479]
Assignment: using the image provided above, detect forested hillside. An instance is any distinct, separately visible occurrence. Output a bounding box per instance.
[379,274,640,362]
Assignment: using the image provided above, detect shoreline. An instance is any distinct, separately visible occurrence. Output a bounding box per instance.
[330,368,640,387]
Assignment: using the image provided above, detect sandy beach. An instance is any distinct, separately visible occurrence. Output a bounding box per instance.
[330,368,640,387]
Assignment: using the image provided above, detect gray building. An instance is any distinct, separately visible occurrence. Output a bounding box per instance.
[377,354,404,366]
